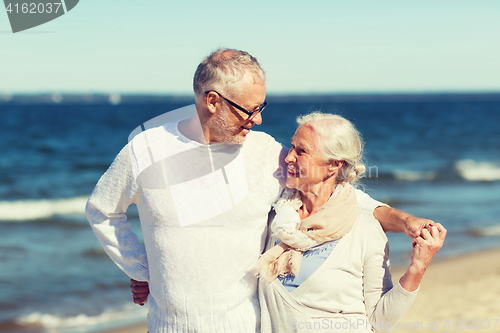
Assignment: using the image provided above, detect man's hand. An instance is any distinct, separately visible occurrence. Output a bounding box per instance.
[130,279,150,306]
[403,214,435,239]
[374,206,435,238]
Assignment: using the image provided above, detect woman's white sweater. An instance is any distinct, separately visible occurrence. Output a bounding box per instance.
[259,211,417,333]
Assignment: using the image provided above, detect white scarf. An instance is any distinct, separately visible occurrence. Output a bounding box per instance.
[254,183,359,283]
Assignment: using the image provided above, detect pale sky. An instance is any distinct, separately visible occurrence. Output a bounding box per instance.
[1,0,499,95]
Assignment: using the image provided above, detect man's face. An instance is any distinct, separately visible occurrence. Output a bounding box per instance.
[208,72,266,144]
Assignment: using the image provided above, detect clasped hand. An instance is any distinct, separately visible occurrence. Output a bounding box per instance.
[410,222,447,270]
[130,279,149,306]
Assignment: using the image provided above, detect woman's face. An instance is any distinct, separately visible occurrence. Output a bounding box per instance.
[285,125,334,192]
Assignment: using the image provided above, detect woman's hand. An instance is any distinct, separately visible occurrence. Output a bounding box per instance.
[410,223,447,270]
[400,223,447,292]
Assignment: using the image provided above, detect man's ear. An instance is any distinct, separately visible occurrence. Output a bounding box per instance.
[205,91,219,115]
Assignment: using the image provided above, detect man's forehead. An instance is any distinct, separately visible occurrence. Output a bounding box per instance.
[234,73,266,104]
[240,71,265,86]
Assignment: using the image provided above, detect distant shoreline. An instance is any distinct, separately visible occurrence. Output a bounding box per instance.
[2,91,500,105]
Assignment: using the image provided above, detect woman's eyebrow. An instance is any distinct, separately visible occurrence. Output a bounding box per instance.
[295,141,310,152]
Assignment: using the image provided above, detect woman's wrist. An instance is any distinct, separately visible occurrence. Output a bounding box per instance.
[408,263,427,276]
[400,265,426,292]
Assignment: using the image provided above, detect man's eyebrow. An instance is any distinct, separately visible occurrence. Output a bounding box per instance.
[249,102,263,110]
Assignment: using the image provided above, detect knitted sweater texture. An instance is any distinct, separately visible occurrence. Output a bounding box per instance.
[86,120,386,333]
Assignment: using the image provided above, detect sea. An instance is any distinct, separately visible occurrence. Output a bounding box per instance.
[1,93,500,333]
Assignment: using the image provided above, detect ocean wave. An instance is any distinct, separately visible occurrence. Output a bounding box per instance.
[0,196,88,221]
[468,224,500,237]
[455,159,500,181]
[393,170,437,182]
[14,304,147,333]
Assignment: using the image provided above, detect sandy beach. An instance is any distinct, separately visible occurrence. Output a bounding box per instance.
[101,248,500,333]
[390,247,500,332]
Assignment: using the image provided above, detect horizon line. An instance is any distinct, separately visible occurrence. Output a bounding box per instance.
[2,91,500,104]
[2,90,500,96]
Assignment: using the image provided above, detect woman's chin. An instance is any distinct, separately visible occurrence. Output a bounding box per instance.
[285,179,299,190]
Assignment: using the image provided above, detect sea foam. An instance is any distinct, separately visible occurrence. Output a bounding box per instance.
[394,170,437,182]
[455,159,500,181]
[15,304,147,333]
[0,196,88,221]
[469,224,500,237]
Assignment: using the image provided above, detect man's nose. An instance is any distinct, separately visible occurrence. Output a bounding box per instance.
[251,112,263,125]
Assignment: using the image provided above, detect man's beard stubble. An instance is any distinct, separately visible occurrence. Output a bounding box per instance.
[206,109,245,145]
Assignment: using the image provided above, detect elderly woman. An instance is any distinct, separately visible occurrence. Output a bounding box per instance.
[254,112,446,333]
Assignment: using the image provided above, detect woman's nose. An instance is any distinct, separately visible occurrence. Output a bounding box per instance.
[285,149,295,163]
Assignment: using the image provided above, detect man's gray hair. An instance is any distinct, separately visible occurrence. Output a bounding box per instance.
[193,48,265,100]
[296,112,366,184]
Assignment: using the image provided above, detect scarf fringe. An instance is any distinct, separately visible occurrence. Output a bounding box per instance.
[253,257,279,285]
[253,249,304,284]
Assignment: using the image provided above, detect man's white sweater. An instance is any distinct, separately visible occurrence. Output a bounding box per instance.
[86,120,384,333]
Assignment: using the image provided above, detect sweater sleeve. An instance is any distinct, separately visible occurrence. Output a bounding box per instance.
[355,188,389,219]
[85,144,149,282]
[362,221,417,333]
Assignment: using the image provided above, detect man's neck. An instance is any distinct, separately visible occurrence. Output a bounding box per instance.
[178,113,208,145]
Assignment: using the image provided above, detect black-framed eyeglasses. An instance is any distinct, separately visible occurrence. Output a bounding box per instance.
[204,90,267,118]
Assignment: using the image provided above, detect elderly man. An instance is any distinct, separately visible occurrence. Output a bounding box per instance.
[87,48,430,333]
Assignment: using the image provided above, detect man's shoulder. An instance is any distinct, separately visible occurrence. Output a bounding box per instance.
[128,104,196,144]
[127,121,180,150]
[125,120,188,173]
[245,130,286,150]
[247,129,275,140]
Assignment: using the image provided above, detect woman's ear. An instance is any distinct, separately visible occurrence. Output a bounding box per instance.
[328,160,344,176]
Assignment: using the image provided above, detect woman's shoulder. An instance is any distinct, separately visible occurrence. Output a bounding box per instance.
[344,211,389,264]
[353,209,388,244]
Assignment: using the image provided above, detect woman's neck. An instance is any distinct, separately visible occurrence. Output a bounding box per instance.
[298,181,338,219]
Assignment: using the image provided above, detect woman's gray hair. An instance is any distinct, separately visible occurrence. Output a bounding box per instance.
[296,112,366,184]
[193,48,265,100]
